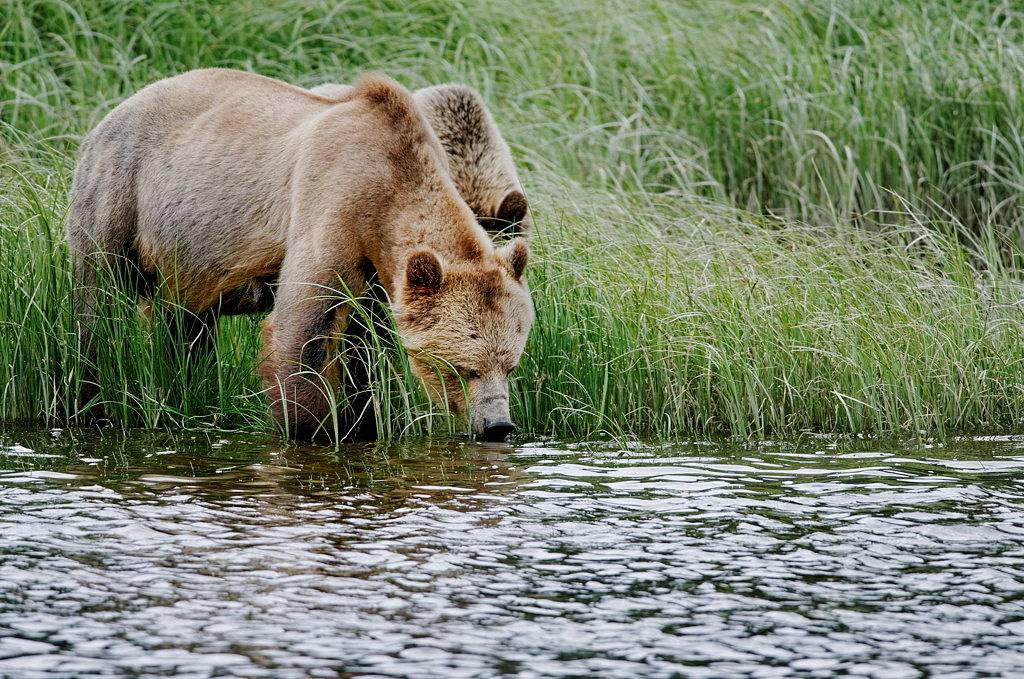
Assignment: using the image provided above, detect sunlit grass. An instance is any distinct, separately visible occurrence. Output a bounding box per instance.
[3,0,1024,439]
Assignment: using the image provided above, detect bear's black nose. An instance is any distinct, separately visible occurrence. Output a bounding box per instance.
[481,418,515,442]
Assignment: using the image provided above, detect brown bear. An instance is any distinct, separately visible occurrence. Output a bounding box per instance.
[305,80,532,440]
[310,82,530,236]
[66,68,533,441]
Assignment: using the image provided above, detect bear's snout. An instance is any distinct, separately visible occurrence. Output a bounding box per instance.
[470,380,514,442]
[481,418,515,442]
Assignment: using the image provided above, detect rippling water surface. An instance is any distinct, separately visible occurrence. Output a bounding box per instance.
[2,430,1024,678]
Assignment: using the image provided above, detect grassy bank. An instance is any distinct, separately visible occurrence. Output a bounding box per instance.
[3,0,1024,439]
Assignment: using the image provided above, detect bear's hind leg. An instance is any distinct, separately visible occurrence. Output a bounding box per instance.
[66,179,146,420]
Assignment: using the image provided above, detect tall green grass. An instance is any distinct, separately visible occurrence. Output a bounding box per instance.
[3,0,1024,439]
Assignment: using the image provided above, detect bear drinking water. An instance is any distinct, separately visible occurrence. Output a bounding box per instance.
[66,68,533,441]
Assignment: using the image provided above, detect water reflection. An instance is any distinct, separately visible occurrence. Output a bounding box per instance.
[2,431,1024,677]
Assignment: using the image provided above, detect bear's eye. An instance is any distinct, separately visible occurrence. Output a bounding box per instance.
[451,364,480,380]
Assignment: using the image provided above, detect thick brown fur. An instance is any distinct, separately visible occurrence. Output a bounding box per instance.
[310,82,530,236]
[68,68,533,439]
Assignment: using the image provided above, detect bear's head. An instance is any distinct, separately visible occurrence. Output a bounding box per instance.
[394,237,533,441]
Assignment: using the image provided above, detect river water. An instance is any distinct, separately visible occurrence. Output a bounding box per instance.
[1,429,1023,678]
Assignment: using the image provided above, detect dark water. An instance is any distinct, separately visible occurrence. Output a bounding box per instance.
[2,430,1024,678]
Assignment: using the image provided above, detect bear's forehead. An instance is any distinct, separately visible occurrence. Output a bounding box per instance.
[444,266,515,305]
[398,260,528,344]
[471,268,506,303]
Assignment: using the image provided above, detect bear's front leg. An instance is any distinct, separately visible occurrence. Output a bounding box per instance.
[259,252,364,439]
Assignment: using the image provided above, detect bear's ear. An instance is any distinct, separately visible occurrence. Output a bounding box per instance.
[495,190,528,234]
[479,190,529,236]
[500,237,529,281]
[405,250,444,295]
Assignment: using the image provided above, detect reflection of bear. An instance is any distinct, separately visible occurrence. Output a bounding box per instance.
[49,429,526,513]
[310,82,529,237]
[66,69,533,441]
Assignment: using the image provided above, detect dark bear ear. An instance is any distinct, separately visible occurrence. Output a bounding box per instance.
[496,190,528,234]
[497,190,528,226]
[500,237,528,280]
[479,190,529,235]
[406,250,444,294]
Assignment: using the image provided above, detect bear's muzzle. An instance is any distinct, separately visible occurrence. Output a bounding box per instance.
[480,417,515,442]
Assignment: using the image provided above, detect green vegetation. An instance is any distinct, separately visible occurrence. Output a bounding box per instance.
[3,0,1024,440]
